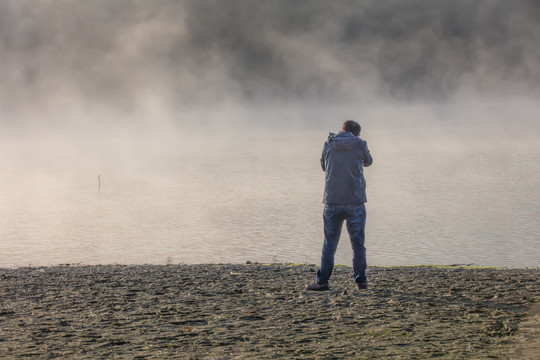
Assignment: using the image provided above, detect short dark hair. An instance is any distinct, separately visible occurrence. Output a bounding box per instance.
[343,120,361,136]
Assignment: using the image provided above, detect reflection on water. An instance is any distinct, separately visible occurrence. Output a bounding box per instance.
[1,130,539,268]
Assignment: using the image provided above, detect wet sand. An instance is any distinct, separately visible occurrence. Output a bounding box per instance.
[0,264,538,359]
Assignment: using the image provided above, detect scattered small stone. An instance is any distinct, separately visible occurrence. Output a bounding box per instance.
[0,264,537,358]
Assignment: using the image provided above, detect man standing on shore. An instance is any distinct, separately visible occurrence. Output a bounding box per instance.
[307,120,373,291]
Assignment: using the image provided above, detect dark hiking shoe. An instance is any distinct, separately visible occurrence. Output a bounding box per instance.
[356,282,368,290]
[306,281,329,291]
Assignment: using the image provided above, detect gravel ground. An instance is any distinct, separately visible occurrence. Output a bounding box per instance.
[0,264,538,359]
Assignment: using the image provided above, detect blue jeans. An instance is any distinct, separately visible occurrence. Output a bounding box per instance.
[317,204,367,284]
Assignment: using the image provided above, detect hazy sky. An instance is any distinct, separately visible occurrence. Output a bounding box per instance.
[1,0,539,124]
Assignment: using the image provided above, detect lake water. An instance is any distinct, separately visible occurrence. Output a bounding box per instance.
[1,126,539,268]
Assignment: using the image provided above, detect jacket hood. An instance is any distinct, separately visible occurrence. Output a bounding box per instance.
[328,131,359,151]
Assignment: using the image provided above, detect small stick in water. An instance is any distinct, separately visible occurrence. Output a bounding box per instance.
[98,174,101,193]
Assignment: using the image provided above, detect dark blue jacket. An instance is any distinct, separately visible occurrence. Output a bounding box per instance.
[321,131,373,204]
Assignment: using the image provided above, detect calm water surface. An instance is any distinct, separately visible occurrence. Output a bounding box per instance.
[1,129,539,268]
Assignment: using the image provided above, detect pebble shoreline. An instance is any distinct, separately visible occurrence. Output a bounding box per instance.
[0,264,539,359]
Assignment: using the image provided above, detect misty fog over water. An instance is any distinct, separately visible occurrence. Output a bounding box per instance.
[1,1,539,267]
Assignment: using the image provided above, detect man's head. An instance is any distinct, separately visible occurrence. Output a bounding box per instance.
[342,120,361,136]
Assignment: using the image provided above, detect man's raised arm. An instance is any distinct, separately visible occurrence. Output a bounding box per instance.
[363,144,373,167]
[321,145,327,171]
